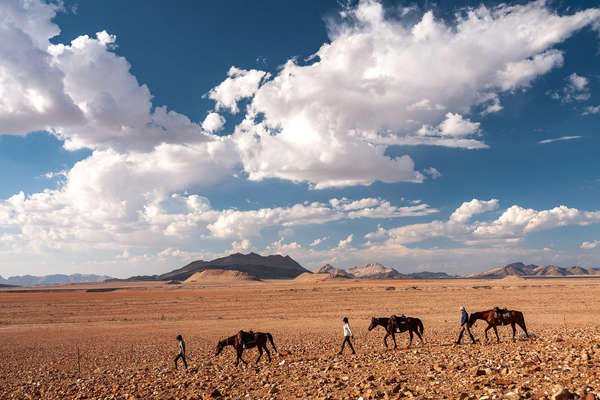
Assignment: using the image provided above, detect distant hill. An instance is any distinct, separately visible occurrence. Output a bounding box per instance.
[406,271,456,279]
[313,263,454,280]
[0,273,112,287]
[466,262,600,278]
[184,269,261,283]
[125,252,311,281]
[347,263,407,279]
[294,272,351,282]
[314,264,354,278]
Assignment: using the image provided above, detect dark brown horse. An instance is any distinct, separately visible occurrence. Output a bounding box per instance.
[215,331,278,366]
[368,316,424,349]
[468,309,529,343]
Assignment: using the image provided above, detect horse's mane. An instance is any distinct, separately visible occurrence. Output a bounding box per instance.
[220,335,236,345]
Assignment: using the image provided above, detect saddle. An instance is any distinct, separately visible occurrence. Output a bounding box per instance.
[391,314,407,325]
[494,307,510,322]
[238,330,255,348]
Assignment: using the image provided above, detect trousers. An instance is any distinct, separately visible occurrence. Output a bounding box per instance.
[340,336,355,354]
[174,353,188,369]
[457,324,476,344]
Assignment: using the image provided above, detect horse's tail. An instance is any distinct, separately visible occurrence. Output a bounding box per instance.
[417,318,424,335]
[267,332,278,353]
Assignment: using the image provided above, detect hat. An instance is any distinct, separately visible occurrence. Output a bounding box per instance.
[342,317,349,323]
[459,306,465,311]
[176,334,183,340]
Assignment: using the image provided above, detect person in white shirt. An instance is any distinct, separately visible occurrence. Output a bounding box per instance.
[339,317,356,355]
[174,334,188,369]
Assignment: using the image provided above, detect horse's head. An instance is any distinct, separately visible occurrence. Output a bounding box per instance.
[368,317,378,331]
[215,339,225,356]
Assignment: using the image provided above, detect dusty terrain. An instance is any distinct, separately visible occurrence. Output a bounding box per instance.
[1,278,599,399]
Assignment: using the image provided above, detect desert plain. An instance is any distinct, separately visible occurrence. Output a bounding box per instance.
[1,276,599,399]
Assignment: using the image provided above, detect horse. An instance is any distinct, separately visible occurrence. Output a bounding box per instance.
[215,331,278,366]
[368,316,424,349]
[468,309,529,343]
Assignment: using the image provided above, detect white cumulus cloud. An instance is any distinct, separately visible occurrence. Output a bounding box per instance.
[206,198,436,240]
[549,73,591,102]
[365,200,600,247]
[581,240,600,249]
[213,0,600,188]
[201,112,226,133]
[207,66,269,114]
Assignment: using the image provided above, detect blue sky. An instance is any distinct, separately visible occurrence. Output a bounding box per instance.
[1,0,600,278]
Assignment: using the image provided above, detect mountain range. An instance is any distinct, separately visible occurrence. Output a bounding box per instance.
[121,252,311,281]
[7,257,600,287]
[465,262,600,278]
[315,263,455,279]
[0,273,113,287]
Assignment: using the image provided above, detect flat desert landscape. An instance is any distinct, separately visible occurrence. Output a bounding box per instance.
[1,277,599,399]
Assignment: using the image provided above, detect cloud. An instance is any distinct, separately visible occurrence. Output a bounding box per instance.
[207,67,269,114]
[337,234,353,248]
[581,240,600,249]
[216,0,600,188]
[202,112,226,133]
[2,0,600,276]
[548,73,591,102]
[0,142,240,252]
[583,105,600,115]
[266,237,302,254]
[449,199,499,223]
[48,32,216,151]
[257,228,591,275]
[206,197,437,239]
[423,167,441,179]
[538,135,582,144]
[417,113,481,138]
[0,191,435,255]
[310,236,328,247]
[0,0,221,151]
[364,200,600,247]
[0,0,84,135]
[231,239,251,252]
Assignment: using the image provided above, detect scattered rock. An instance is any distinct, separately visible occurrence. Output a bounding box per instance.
[551,387,576,400]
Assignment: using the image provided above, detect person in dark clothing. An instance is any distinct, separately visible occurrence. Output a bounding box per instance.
[455,306,476,344]
[339,317,356,355]
[174,334,188,369]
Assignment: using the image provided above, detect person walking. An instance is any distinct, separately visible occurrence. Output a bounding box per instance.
[456,306,476,344]
[174,334,188,369]
[339,317,356,355]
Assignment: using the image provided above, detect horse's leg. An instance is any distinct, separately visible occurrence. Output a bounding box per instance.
[415,329,424,347]
[392,332,397,349]
[264,344,271,362]
[237,347,247,366]
[493,325,500,343]
[407,329,413,348]
[484,325,491,342]
[383,333,389,348]
[256,346,263,363]
[518,316,529,338]
[511,322,516,341]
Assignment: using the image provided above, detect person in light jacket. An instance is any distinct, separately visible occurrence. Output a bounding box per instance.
[339,317,356,355]
[455,306,476,345]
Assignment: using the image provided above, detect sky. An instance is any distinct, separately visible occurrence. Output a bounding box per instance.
[1,0,600,278]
